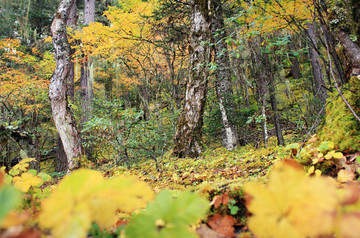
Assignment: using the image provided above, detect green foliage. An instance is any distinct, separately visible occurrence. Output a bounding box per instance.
[125,189,209,238]
[81,98,174,165]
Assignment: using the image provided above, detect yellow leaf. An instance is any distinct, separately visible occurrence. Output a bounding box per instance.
[39,169,154,238]
[315,170,322,177]
[307,166,315,175]
[333,152,344,159]
[245,160,338,238]
[21,158,35,163]
[325,151,335,160]
[337,170,355,183]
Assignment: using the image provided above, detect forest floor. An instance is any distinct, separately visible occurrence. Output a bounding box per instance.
[92,134,360,237]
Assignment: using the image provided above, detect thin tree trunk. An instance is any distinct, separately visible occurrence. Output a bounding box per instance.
[269,79,284,146]
[173,0,211,158]
[80,0,95,124]
[288,40,301,79]
[211,0,238,150]
[307,23,327,103]
[49,0,82,172]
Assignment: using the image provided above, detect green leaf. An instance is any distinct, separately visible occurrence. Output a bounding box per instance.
[125,190,209,238]
[28,169,38,176]
[0,186,22,226]
[20,149,28,159]
[229,205,240,215]
[38,172,51,182]
[286,143,299,149]
[356,156,360,164]
[9,169,19,176]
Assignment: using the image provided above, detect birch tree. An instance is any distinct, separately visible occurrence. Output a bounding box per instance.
[49,0,82,171]
[173,0,212,158]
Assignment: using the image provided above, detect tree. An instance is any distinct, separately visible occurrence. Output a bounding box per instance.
[211,0,239,150]
[172,0,212,158]
[80,0,95,124]
[49,0,82,172]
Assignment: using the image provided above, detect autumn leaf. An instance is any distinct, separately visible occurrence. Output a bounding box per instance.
[337,170,355,183]
[39,169,154,238]
[12,172,43,192]
[207,214,236,237]
[210,193,231,208]
[245,160,338,238]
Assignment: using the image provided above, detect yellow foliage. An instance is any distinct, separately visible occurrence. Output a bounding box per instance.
[39,169,154,238]
[239,0,312,35]
[12,172,43,192]
[245,160,338,238]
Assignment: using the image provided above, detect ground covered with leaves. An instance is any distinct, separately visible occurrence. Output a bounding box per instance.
[1,132,360,238]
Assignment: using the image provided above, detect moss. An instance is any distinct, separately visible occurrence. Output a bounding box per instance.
[319,78,360,152]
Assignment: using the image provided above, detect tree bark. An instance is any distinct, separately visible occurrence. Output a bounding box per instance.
[80,0,95,124]
[269,79,284,146]
[307,23,327,103]
[338,30,360,76]
[211,0,238,150]
[288,40,301,79]
[173,0,211,158]
[49,0,82,171]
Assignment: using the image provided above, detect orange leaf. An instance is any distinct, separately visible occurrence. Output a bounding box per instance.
[207,214,236,237]
[210,193,231,208]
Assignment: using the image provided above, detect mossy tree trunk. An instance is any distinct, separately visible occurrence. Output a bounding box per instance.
[49,0,82,172]
[211,0,239,150]
[173,0,211,158]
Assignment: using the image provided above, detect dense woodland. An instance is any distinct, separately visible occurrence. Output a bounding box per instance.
[1,0,360,237]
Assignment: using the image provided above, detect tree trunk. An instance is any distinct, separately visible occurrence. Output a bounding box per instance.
[307,23,327,103]
[269,79,284,146]
[211,0,238,150]
[288,40,301,79]
[80,0,95,124]
[173,0,211,158]
[56,135,68,172]
[338,30,360,76]
[49,0,82,172]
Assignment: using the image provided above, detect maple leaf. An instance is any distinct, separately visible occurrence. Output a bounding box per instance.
[207,214,236,237]
[39,169,154,238]
[245,160,338,238]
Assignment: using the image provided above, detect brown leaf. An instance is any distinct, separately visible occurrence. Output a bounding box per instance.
[207,214,236,237]
[210,193,231,208]
[341,182,360,205]
[337,170,355,183]
[196,224,228,238]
